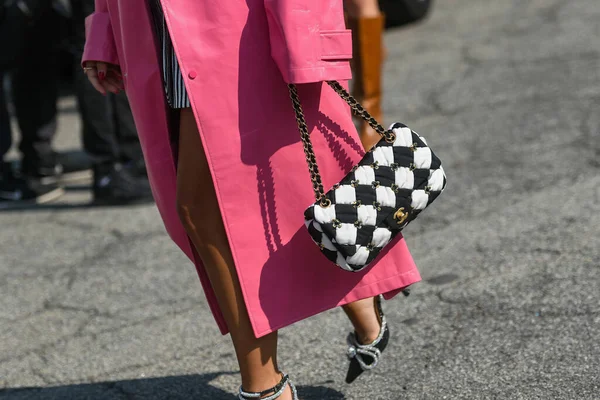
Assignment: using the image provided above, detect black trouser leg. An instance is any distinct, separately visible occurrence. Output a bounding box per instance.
[0,73,12,167]
[73,69,120,165]
[111,91,142,165]
[11,7,59,175]
[74,80,141,167]
[72,0,143,171]
[71,0,119,165]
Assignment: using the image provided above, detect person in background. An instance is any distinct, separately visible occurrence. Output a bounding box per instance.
[0,0,151,208]
[72,0,152,205]
[0,0,68,207]
[345,0,386,151]
[344,0,433,150]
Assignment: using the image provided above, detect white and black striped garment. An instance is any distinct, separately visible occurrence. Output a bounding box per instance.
[149,0,191,109]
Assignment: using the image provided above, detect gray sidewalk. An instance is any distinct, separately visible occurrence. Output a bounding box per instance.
[1,0,599,399]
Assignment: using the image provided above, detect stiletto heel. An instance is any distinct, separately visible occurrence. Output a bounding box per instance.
[345,295,390,384]
[238,373,298,400]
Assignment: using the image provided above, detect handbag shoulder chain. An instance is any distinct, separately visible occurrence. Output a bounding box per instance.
[288,81,397,205]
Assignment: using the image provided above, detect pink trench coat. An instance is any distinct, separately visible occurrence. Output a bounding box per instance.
[83,0,421,338]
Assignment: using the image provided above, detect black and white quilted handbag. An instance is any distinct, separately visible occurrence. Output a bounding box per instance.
[289,81,447,272]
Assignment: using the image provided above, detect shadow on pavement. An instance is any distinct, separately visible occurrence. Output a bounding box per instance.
[0,372,346,399]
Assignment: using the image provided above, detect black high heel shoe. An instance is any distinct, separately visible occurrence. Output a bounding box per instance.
[345,295,390,384]
[238,373,298,400]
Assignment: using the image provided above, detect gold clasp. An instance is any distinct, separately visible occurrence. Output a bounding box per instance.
[393,207,409,225]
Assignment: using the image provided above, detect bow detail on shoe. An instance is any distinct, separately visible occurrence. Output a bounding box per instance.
[346,315,388,371]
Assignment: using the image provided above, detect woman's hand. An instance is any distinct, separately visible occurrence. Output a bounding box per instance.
[83,61,124,95]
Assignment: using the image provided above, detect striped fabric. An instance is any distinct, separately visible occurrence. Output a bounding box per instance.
[149,0,191,109]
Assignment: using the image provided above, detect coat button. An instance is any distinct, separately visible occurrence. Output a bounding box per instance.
[188,70,197,80]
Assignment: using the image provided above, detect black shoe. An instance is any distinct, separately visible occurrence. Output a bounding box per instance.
[21,152,92,185]
[93,163,153,205]
[345,295,390,384]
[0,168,64,209]
[20,153,64,185]
[56,151,93,184]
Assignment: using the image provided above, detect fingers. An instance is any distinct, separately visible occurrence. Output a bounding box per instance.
[96,62,119,94]
[103,73,124,94]
[106,68,125,92]
[96,62,108,83]
[84,62,106,95]
[84,61,124,95]
[108,64,122,76]
[103,79,123,94]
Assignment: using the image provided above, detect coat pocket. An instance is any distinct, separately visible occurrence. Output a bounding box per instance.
[319,30,353,61]
[264,0,353,84]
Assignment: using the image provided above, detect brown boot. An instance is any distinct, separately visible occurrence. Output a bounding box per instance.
[347,15,385,151]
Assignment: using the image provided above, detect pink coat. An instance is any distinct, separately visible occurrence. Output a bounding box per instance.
[83,0,421,338]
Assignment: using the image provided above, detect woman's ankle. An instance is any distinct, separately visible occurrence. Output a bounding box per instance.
[356,321,382,344]
[343,297,382,344]
[241,373,282,393]
[240,371,296,399]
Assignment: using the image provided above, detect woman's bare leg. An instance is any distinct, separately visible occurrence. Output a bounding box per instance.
[176,108,293,399]
[342,297,382,344]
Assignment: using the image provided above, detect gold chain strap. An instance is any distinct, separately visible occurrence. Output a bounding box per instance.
[325,81,396,143]
[288,84,329,206]
[288,81,397,205]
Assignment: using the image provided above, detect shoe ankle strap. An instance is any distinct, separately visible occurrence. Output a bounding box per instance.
[238,373,298,400]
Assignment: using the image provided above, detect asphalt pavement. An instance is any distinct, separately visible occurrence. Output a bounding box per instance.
[1,0,599,399]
